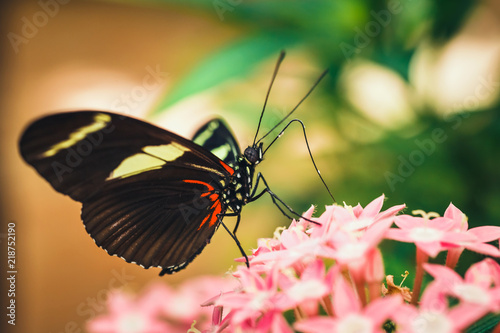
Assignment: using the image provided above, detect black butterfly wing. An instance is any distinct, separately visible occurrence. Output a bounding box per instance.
[19,111,235,273]
[82,166,225,274]
[193,119,241,166]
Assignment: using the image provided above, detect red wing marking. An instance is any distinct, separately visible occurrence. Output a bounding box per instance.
[197,196,222,230]
[183,179,215,197]
[183,179,222,230]
[219,160,235,176]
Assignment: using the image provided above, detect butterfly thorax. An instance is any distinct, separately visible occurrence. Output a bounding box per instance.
[222,143,263,213]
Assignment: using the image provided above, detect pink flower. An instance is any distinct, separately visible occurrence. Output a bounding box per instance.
[294,276,402,333]
[338,194,405,232]
[248,219,325,270]
[310,195,403,271]
[393,281,488,333]
[246,205,320,270]
[215,266,292,331]
[323,220,392,305]
[465,257,500,286]
[87,289,171,333]
[424,260,500,312]
[250,195,403,271]
[247,310,294,333]
[88,277,236,333]
[278,259,334,316]
[310,194,404,239]
[443,203,500,268]
[88,198,500,333]
[385,214,473,257]
[324,216,393,266]
[162,277,234,325]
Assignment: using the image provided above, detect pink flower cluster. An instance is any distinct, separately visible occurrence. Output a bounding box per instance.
[87,195,500,333]
[87,277,237,333]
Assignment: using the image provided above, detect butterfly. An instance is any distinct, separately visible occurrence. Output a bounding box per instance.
[19,52,330,275]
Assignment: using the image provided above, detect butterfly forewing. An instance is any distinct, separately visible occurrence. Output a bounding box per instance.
[20,111,235,274]
[20,111,231,201]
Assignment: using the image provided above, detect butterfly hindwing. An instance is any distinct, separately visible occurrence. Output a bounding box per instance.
[20,111,234,273]
[82,167,224,273]
[193,119,241,166]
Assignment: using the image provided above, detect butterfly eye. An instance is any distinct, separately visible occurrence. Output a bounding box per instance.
[244,146,259,164]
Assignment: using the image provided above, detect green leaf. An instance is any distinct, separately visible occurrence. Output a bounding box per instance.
[149,33,298,115]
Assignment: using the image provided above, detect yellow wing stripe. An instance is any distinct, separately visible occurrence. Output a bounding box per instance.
[143,142,190,161]
[107,153,166,179]
[42,113,111,157]
[107,143,191,180]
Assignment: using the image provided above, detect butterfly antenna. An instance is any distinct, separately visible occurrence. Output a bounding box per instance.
[263,119,335,202]
[252,50,286,146]
[256,69,328,145]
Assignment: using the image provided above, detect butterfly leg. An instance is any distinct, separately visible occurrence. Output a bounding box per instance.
[219,217,250,268]
[250,172,319,225]
[219,211,242,234]
[232,212,241,235]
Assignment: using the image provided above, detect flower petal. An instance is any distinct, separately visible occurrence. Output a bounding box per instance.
[467,226,500,242]
[359,194,385,219]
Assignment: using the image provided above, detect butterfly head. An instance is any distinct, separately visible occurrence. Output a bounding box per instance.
[244,142,263,165]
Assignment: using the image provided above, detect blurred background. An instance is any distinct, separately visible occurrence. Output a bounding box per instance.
[0,0,499,332]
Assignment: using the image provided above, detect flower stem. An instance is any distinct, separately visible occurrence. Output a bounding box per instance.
[320,295,334,317]
[445,247,464,270]
[368,281,381,302]
[411,248,429,305]
[294,306,304,322]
